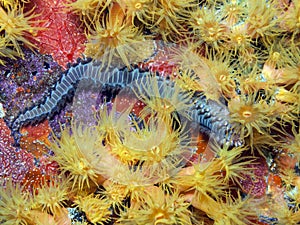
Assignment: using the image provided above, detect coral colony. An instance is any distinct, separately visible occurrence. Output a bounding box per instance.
[1,0,300,224]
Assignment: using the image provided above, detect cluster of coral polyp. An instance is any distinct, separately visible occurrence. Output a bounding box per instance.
[1,0,300,224]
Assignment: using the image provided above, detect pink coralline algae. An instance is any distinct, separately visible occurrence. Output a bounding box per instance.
[0,118,59,189]
[0,119,34,184]
[239,158,269,197]
[26,0,87,68]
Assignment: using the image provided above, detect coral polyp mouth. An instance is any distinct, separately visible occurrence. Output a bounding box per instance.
[242,110,252,118]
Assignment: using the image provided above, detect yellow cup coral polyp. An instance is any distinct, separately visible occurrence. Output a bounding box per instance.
[116,0,154,24]
[228,93,277,142]
[0,181,34,225]
[0,3,42,60]
[84,2,152,69]
[66,0,111,23]
[50,122,105,190]
[74,194,111,224]
[118,186,192,224]
[34,176,70,215]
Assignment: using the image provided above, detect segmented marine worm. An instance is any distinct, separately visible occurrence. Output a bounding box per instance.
[189,94,242,146]
[9,58,241,146]
[10,59,148,135]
